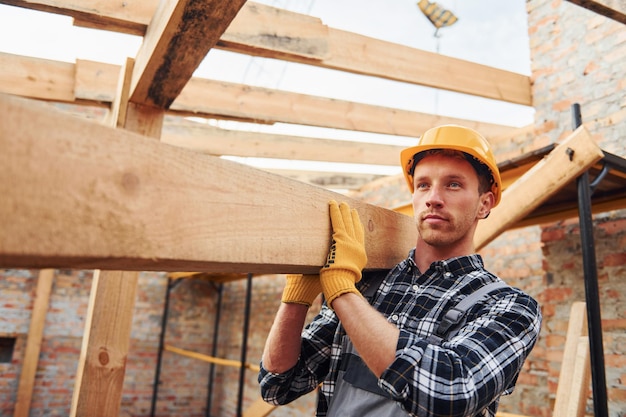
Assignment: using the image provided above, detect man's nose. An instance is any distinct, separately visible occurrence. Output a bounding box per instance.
[425,187,444,208]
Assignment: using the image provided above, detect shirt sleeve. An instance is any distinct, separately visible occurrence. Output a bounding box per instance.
[258,303,339,405]
[378,289,542,417]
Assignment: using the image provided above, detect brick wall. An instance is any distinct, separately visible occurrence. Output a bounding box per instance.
[528,1,623,416]
[0,267,318,417]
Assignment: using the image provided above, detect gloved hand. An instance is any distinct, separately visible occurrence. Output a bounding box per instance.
[320,200,368,307]
[281,274,322,306]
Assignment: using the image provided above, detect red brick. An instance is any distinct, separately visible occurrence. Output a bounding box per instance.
[603,252,626,267]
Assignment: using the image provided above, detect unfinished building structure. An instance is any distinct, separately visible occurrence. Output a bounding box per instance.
[0,1,625,416]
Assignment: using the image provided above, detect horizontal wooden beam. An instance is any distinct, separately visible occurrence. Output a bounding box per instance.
[0,53,516,138]
[0,93,416,273]
[161,119,404,165]
[0,0,532,105]
[164,345,260,371]
[565,0,626,24]
[261,169,385,190]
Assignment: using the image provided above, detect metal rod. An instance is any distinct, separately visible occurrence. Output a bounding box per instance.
[236,273,253,417]
[577,172,609,417]
[573,103,609,417]
[151,277,177,417]
[206,283,223,417]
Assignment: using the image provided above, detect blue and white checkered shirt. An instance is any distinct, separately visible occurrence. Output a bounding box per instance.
[259,249,542,417]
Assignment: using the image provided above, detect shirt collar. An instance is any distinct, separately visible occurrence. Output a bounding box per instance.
[404,248,484,280]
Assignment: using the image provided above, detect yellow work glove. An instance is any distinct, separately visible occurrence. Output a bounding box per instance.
[281,274,322,306]
[320,200,368,307]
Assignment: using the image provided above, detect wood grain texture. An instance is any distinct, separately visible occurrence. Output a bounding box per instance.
[475,126,604,249]
[0,93,416,273]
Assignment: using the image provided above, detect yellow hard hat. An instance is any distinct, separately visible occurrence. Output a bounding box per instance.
[400,124,502,206]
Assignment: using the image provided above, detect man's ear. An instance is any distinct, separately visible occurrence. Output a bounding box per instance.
[478,191,495,219]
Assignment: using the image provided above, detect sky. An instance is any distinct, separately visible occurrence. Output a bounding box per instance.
[0,0,534,177]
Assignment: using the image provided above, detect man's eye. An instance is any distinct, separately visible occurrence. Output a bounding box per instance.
[416,183,429,189]
[448,182,461,188]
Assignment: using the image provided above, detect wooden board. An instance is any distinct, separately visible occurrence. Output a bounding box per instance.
[553,302,591,417]
[70,57,160,417]
[0,0,532,105]
[0,52,74,101]
[13,269,55,417]
[565,0,626,24]
[474,126,604,250]
[69,270,139,417]
[0,93,416,273]
[0,53,516,139]
[130,0,247,108]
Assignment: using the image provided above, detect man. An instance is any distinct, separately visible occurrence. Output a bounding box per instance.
[259,125,542,417]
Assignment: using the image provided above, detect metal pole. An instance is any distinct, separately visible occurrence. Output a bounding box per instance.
[151,277,178,417]
[236,274,253,417]
[572,103,609,417]
[206,283,223,417]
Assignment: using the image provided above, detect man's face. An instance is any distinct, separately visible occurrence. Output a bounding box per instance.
[411,153,492,248]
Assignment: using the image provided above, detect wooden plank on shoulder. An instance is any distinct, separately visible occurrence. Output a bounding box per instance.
[0,93,416,273]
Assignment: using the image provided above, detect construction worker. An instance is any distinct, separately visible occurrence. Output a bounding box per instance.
[259,125,542,417]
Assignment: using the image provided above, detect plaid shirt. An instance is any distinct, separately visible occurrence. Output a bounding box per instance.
[259,250,542,417]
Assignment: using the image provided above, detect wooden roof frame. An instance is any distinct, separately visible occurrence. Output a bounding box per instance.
[1,1,624,417]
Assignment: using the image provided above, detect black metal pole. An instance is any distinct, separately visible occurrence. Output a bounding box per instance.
[572,103,609,417]
[236,273,253,417]
[151,277,177,417]
[206,283,223,417]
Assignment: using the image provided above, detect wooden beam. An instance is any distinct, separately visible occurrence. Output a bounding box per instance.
[321,28,531,106]
[0,93,416,273]
[70,57,151,417]
[211,2,330,60]
[553,302,591,417]
[0,0,157,34]
[565,0,626,24]
[164,345,260,371]
[242,396,278,417]
[130,0,247,108]
[262,169,385,190]
[161,119,404,166]
[0,1,532,105]
[69,270,139,417]
[474,126,604,250]
[0,53,516,138]
[174,78,514,138]
[13,269,55,417]
[0,52,74,102]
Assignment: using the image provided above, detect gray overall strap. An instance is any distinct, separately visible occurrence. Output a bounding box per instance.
[428,281,509,345]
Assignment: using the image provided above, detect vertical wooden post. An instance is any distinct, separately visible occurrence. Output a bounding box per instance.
[13,269,55,417]
[69,270,140,416]
[70,58,164,417]
[553,301,591,417]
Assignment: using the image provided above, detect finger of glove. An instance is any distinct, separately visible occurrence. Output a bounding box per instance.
[350,207,365,245]
[338,202,356,238]
[329,201,348,242]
